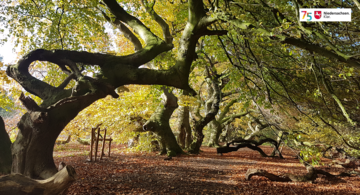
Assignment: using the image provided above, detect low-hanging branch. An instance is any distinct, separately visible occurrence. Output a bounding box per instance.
[217,138,281,158]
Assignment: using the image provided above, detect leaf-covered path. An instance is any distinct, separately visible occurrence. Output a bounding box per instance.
[53,144,360,195]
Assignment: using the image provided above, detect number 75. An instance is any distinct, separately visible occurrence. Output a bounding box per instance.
[301,11,312,21]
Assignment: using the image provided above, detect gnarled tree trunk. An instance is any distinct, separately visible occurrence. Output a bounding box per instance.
[11,89,110,179]
[143,88,183,156]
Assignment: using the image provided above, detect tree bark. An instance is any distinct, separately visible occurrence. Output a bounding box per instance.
[0,165,76,195]
[0,116,12,174]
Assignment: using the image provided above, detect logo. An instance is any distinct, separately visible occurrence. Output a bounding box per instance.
[314,11,322,19]
[300,9,351,22]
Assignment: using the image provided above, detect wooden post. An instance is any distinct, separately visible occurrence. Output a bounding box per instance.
[108,139,112,157]
[94,127,100,162]
[89,128,94,162]
[100,128,107,160]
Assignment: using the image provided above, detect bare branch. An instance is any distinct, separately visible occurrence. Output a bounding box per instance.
[56,7,65,49]
[283,37,360,69]
[199,29,228,37]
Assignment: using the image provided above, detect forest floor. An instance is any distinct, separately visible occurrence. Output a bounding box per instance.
[51,143,360,195]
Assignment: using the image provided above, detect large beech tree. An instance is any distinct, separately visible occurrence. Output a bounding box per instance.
[3,0,227,179]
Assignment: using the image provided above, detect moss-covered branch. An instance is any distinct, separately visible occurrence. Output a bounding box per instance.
[103,0,164,46]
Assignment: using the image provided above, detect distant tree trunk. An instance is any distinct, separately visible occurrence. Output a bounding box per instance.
[177,126,186,148]
[219,124,233,143]
[219,124,228,143]
[56,134,72,145]
[270,131,284,158]
[76,138,90,145]
[177,91,192,149]
[0,116,12,174]
[189,121,208,154]
[188,78,220,154]
[207,93,250,148]
[207,120,222,147]
[143,88,183,156]
[183,105,192,149]
[177,109,186,148]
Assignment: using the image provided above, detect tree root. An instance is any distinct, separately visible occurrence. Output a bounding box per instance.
[245,166,360,183]
[331,159,359,169]
[0,165,76,195]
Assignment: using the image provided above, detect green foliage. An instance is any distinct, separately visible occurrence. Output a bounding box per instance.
[299,147,322,165]
[131,133,158,153]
